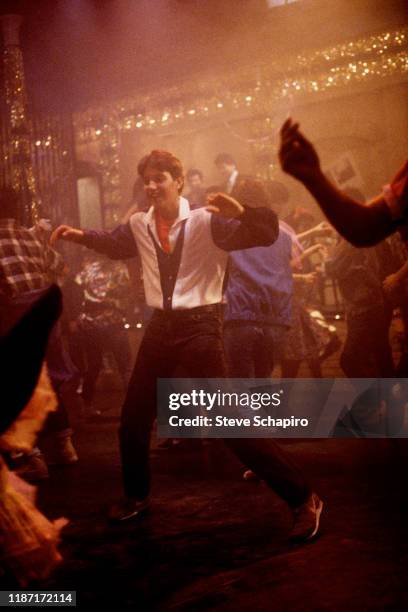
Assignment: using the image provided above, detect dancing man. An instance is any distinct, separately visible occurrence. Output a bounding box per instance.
[51,150,323,541]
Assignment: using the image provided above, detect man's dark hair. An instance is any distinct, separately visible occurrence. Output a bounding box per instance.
[138,150,184,193]
[0,187,20,219]
[186,168,203,181]
[234,179,270,209]
[214,153,236,167]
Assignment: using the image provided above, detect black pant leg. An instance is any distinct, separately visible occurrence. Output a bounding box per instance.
[119,317,173,499]
[224,437,311,508]
[223,324,258,378]
[178,315,312,509]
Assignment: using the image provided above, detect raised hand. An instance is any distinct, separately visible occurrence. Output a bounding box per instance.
[308,243,328,258]
[279,118,321,183]
[314,221,333,235]
[205,193,244,219]
[299,242,327,263]
[50,225,85,246]
[297,220,334,241]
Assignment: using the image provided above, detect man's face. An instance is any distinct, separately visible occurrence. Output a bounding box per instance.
[216,162,236,181]
[143,167,182,211]
[188,174,203,192]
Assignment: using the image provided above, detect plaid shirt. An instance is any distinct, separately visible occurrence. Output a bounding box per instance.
[0,219,65,299]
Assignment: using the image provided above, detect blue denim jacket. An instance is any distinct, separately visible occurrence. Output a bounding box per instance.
[224,228,293,327]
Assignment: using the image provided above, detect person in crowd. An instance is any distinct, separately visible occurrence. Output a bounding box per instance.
[224,219,292,377]
[384,231,408,376]
[281,233,337,378]
[219,176,293,378]
[285,206,317,241]
[51,150,323,542]
[279,118,408,245]
[222,192,297,485]
[185,168,207,209]
[324,188,396,378]
[59,267,86,377]
[74,254,133,417]
[0,188,78,481]
[0,285,66,586]
[214,152,268,206]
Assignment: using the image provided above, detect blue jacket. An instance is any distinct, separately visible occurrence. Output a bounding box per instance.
[224,228,293,327]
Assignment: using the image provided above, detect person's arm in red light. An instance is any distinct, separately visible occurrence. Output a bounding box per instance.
[279,118,408,247]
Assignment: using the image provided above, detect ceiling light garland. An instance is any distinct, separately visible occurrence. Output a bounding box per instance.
[74,28,407,144]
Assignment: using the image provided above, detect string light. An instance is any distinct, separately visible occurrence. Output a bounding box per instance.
[3,44,41,222]
[68,26,408,214]
[5,27,403,225]
[74,27,408,144]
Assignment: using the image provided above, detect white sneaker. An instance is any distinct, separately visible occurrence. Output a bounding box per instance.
[108,497,150,522]
[289,492,323,542]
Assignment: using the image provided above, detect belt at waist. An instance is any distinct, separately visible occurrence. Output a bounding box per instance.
[152,304,222,318]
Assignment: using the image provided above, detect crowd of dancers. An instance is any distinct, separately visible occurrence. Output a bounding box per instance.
[0,118,407,584]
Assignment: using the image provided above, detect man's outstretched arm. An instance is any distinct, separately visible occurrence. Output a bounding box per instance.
[51,221,138,259]
[279,118,399,247]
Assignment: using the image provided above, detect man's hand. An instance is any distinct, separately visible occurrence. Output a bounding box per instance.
[293,271,317,283]
[312,221,333,236]
[279,118,321,184]
[311,243,328,257]
[206,193,244,219]
[50,225,85,246]
[303,272,317,284]
[297,221,334,241]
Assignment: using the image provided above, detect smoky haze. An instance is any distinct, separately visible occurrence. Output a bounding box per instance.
[0,0,406,113]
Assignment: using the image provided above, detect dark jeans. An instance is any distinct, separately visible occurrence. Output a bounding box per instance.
[45,320,78,433]
[224,321,286,378]
[120,306,310,508]
[341,309,394,378]
[81,323,132,405]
